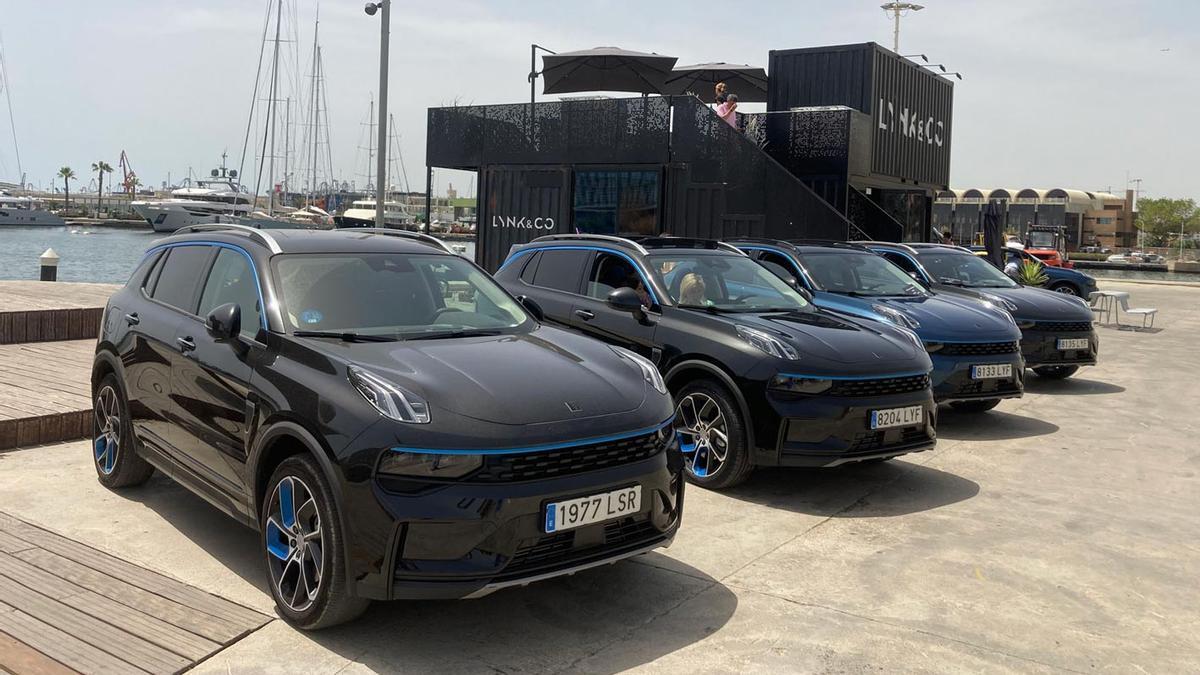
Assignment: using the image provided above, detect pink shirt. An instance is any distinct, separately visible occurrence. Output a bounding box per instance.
[716,101,737,127]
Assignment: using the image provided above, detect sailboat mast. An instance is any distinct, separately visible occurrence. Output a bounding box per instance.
[307,12,320,206]
[283,96,290,200]
[264,0,283,216]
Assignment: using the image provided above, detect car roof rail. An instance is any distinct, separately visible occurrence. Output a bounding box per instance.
[784,238,873,252]
[172,223,283,254]
[351,228,456,254]
[848,240,920,254]
[913,242,974,253]
[529,234,649,255]
[725,237,792,247]
[634,236,747,255]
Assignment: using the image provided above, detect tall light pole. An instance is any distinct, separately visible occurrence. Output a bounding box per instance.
[365,1,390,228]
[881,2,924,53]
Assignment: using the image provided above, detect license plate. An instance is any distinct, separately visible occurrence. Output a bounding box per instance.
[870,405,923,430]
[545,486,641,533]
[971,363,1013,380]
[1058,338,1089,350]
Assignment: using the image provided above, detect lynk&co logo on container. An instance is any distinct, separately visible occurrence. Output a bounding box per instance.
[491,215,556,230]
[877,98,945,148]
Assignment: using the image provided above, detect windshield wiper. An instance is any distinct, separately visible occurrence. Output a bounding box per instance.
[293,331,399,343]
[826,290,876,297]
[408,328,505,340]
[678,304,738,314]
[937,277,965,286]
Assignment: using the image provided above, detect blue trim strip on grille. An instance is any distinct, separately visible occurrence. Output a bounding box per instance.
[775,370,930,381]
[391,416,675,456]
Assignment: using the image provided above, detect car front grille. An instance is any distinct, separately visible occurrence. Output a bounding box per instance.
[828,374,930,397]
[467,430,665,483]
[1033,321,1093,333]
[938,341,1020,356]
[848,427,933,453]
[498,516,663,580]
[953,379,1022,397]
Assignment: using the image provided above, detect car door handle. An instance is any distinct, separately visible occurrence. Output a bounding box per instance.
[574,309,595,321]
[176,336,196,353]
[124,312,139,326]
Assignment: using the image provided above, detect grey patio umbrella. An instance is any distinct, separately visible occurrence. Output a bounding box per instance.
[662,62,768,103]
[982,200,1005,269]
[541,47,678,95]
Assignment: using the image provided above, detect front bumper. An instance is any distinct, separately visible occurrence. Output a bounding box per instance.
[362,452,683,601]
[1020,327,1099,368]
[755,388,937,468]
[930,352,1025,404]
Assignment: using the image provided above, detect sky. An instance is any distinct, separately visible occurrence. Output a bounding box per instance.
[1,0,1197,201]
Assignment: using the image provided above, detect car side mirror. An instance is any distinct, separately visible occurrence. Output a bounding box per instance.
[205,302,241,342]
[516,295,544,322]
[607,286,645,314]
[796,285,814,302]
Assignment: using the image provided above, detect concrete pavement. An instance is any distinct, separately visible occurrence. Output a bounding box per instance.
[0,281,1196,673]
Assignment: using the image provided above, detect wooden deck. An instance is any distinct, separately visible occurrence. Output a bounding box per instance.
[0,282,119,345]
[0,512,270,674]
[0,341,95,451]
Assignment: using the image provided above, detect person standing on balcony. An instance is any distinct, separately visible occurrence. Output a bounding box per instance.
[714,82,728,104]
[716,94,738,128]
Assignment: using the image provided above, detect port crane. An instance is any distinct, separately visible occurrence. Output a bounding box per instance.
[118,150,138,199]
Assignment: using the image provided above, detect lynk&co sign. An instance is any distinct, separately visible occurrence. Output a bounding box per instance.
[876,98,945,148]
[491,215,556,230]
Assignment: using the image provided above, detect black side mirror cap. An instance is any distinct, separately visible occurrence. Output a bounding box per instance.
[517,295,544,322]
[796,285,814,302]
[205,302,241,342]
[606,286,645,313]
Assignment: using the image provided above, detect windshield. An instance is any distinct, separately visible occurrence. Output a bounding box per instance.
[1028,231,1058,249]
[918,251,1018,288]
[651,253,812,313]
[273,253,529,337]
[799,251,926,297]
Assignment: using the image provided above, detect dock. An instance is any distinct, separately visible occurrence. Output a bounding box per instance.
[0,281,116,450]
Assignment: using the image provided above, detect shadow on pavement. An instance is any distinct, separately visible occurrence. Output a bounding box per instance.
[134,475,737,673]
[722,460,980,519]
[1024,377,1126,395]
[936,409,1060,441]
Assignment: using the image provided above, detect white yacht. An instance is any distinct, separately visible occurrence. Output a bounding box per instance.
[335,199,416,229]
[132,167,254,232]
[0,192,66,226]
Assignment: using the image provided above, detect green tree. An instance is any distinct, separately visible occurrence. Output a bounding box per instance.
[56,166,76,210]
[1135,197,1198,246]
[91,160,113,217]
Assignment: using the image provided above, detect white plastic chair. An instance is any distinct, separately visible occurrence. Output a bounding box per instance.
[1116,295,1157,329]
[1088,291,1112,324]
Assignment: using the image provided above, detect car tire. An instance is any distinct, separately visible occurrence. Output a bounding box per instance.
[1033,365,1079,380]
[262,455,369,630]
[92,374,154,489]
[1049,282,1081,296]
[948,398,1001,413]
[674,379,754,490]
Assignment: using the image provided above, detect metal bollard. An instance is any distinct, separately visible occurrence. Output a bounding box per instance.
[39,248,59,281]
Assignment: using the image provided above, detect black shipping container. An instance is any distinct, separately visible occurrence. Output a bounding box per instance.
[476,166,572,272]
[768,42,953,189]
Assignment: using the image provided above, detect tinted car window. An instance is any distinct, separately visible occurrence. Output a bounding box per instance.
[585,252,651,304]
[880,252,918,275]
[518,251,541,284]
[198,248,263,337]
[151,246,213,312]
[531,249,588,293]
[653,253,811,312]
[127,250,164,288]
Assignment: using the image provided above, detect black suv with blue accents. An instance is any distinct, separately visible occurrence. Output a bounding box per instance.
[494,235,937,490]
[91,225,683,629]
[731,240,1025,413]
[864,242,1099,380]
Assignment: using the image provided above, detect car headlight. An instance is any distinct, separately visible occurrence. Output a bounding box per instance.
[378,451,481,478]
[769,374,832,395]
[348,365,431,424]
[735,325,800,360]
[872,304,920,329]
[893,326,924,349]
[979,293,1019,313]
[611,346,667,394]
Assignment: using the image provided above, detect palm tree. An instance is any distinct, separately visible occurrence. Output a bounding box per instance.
[91,160,113,217]
[57,166,76,211]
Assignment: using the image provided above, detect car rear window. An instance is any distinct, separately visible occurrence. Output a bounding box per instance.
[151,245,213,313]
[531,249,588,292]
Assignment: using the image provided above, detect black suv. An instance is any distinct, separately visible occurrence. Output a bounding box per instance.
[91,225,683,629]
[865,242,1099,379]
[495,235,937,489]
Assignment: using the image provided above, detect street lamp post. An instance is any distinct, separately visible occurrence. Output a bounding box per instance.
[366,1,390,228]
[881,2,924,53]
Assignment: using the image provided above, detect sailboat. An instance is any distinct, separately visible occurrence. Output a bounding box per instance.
[0,34,63,225]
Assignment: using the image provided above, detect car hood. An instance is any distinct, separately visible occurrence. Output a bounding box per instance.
[935,284,1094,323]
[727,309,931,375]
[812,292,1020,343]
[312,325,649,425]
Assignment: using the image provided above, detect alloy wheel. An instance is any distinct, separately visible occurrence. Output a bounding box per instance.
[1053,285,1079,296]
[675,392,729,478]
[265,476,325,612]
[93,385,121,475]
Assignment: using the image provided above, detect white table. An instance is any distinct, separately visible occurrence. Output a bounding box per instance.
[1089,290,1129,325]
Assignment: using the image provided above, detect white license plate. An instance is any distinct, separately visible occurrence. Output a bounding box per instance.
[971,363,1013,380]
[545,486,641,533]
[1058,338,1089,350]
[870,405,923,430]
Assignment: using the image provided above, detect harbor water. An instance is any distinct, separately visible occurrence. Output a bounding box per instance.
[0,226,477,283]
